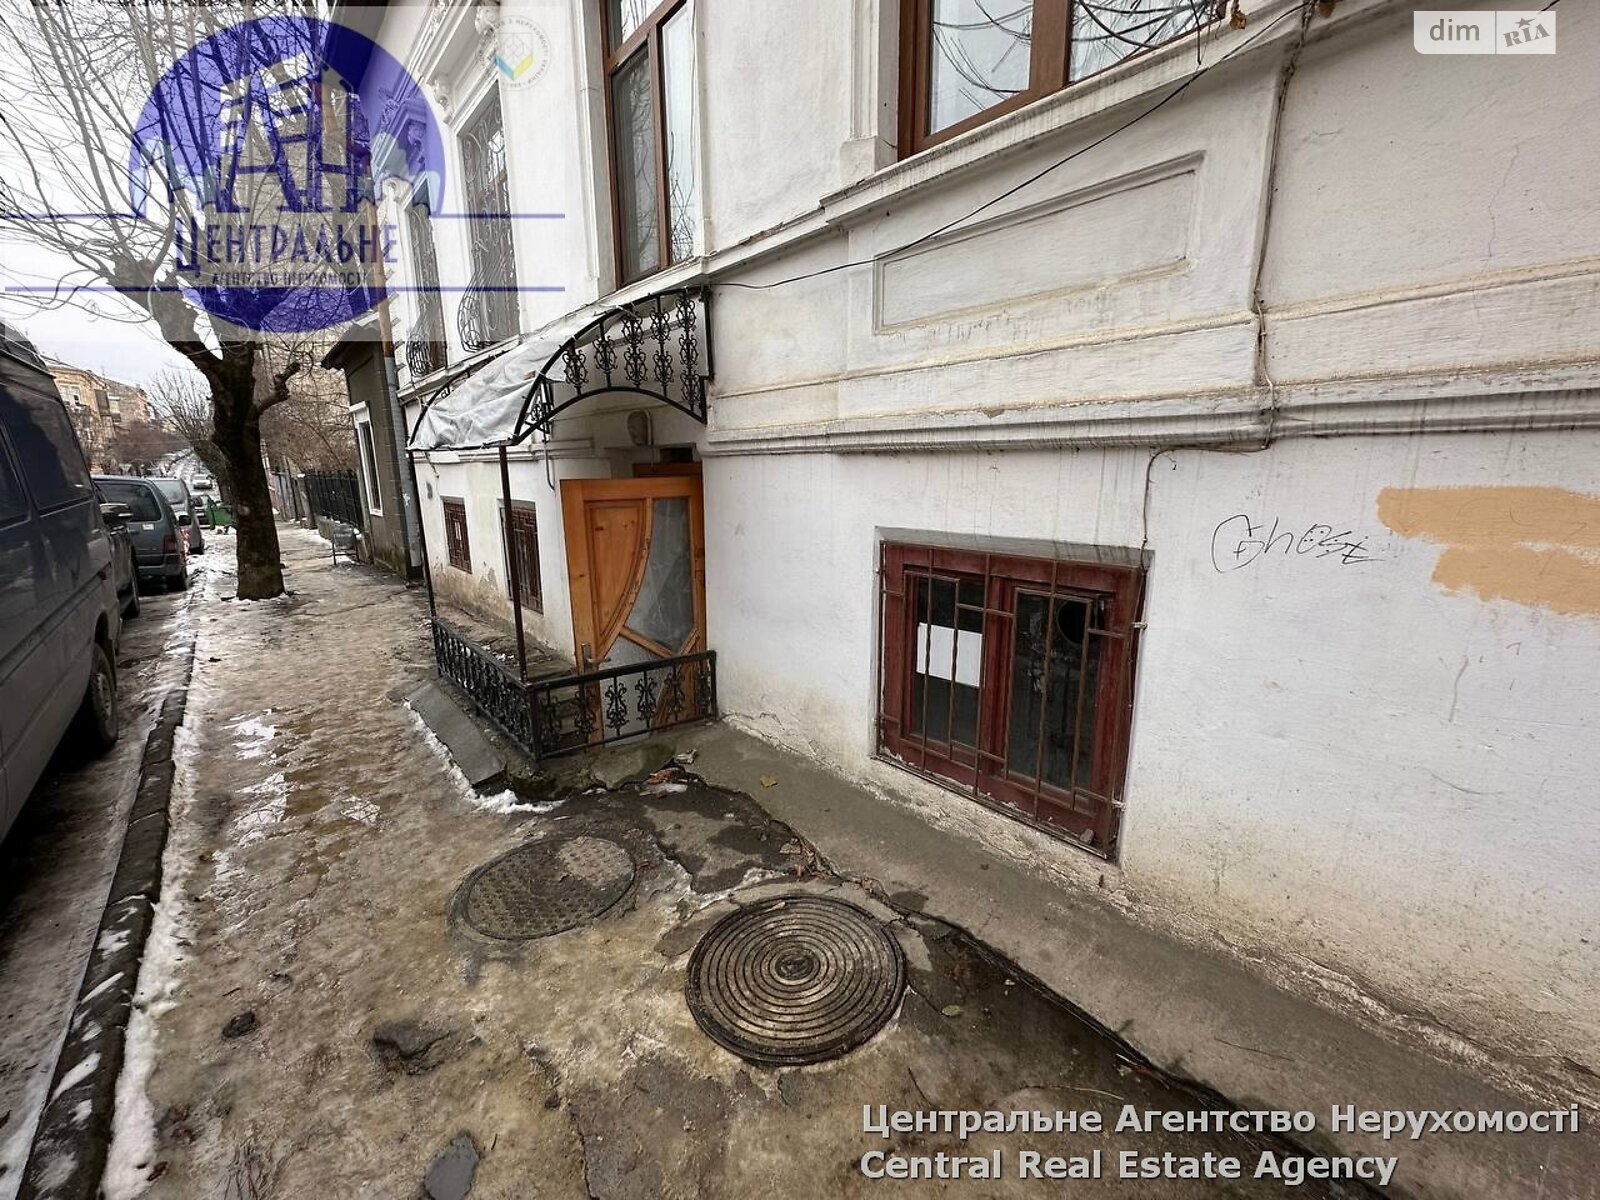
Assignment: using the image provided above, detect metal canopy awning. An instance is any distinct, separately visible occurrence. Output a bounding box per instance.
[408,286,710,452]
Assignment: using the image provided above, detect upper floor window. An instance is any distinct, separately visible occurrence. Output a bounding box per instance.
[601,0,701,284]
[898,0,1217,156]
[405,190,448,379]
[458,94,520,352]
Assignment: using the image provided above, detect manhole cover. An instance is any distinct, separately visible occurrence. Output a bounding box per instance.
[460,835,635,940]
[685,896,905,1065]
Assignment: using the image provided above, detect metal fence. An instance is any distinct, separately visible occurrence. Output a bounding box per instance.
[302,470,364,530]
[430,618,717,761]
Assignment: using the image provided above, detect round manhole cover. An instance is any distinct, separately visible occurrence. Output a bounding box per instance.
[460,835,635,940]
[685,896,905,1065]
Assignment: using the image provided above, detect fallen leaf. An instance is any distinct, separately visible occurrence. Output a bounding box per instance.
[759,775,778,788]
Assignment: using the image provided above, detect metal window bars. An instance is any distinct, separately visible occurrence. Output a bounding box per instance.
[876,543,1142,857]
[457,96,519,352]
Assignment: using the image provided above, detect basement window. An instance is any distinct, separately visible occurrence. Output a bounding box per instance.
[442,497,471,572]
[877,542,1143,855]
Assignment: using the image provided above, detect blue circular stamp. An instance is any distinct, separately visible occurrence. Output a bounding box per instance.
[129,16,443,334]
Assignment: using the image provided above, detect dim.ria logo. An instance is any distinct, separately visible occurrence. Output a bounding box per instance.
[128,15,445,334]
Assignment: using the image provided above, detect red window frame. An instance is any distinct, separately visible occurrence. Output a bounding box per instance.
[502,501,543,611]
[442,497,471,572]
[877,542,1143,856]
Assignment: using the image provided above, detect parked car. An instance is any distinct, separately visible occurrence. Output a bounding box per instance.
[190,475,215,525]
[94,476,190,593]
[0,319,122,841]
[149,475,204,553]
[98,492,142,618]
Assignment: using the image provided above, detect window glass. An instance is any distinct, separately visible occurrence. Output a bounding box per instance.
[1069,0,1204,80]
[660,4,700,263]
[607,0,654,49]
[1007,591,1101,789]
[504,503,541,609]
[406,197,447,375]
[627,496,693,649]
[459,96,518,350]
[0,439,27,523]
[151,477,188,505]
[443,498,471,571]
[2,388,90,510]
[357,421,381,513]
[611,50,660,281]
[910,574,982,749]
[928,0,1035,134]
[96,480,164,522]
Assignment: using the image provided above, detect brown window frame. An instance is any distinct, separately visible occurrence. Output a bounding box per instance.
[598,0,693,286]
[876,541,1143,857]
[897,0,1225,157]
[442,497,471,572]
[501,500,543,612]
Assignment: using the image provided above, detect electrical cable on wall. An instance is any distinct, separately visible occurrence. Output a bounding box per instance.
[719,0,1314,295]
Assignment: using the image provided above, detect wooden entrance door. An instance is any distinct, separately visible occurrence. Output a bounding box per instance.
[560,477,706,672]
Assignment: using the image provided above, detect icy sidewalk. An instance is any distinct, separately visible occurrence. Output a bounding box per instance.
[97,528,1392,1200]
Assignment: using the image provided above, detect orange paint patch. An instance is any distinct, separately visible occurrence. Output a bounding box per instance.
[1377,486,1600,619]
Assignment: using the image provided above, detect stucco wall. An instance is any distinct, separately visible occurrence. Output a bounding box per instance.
[377,0,1600,1083]
[704,431,1600,1070]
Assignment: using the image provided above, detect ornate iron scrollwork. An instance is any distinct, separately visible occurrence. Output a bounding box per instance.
[620,308,647,386]
[457,96,519,352]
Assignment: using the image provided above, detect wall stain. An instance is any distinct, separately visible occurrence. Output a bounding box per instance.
[1377,486,1600,618]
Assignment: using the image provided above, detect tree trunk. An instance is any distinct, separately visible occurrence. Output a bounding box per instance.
[213,398,284,600]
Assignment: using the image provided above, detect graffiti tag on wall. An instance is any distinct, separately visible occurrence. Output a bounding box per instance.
[1210,515,1380,573]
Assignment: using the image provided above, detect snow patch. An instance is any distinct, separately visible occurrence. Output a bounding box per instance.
[103,708,205,1200]
[405,704,564,815]
[96,927,130,956]
[339,795,381,825]
[49,1051,100,1102]
[228,714,276,760]
[79,971,126,1006]
[233,772,288,847]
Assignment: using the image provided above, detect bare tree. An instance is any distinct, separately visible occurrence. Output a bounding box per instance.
[146,369,230,487]
[261,358,358,472]
[107,417,185,474]
[0,3,390,596]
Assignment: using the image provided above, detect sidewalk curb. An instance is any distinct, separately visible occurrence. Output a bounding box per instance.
[19,649,196,1200]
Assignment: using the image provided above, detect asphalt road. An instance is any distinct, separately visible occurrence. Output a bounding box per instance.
[0,562,202,1198]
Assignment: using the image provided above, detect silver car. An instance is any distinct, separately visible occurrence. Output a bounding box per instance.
[0,320,122,840]
[94,476,190,592]
[149,475,205,554]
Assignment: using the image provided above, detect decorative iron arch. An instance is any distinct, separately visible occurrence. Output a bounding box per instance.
[407,286,711,451]
[508,286,709,444]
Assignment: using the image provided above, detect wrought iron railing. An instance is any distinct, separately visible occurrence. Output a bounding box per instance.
[530,650,717,755]
[431,619,539,749]
[303,469,364,530]
[429,618,717,761]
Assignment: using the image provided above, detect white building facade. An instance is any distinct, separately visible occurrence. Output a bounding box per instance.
[375,0,1599,1098]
